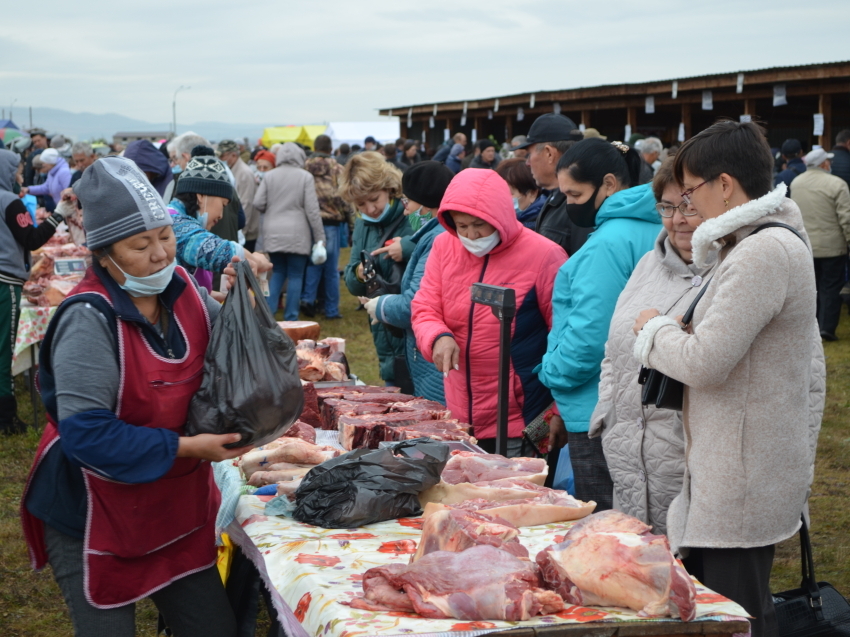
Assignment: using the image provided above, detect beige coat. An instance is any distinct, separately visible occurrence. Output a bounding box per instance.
[591,230,710,535]
[634,185,825,553]
[253,143,325,255]
[230,157,259,241]
[790,166,850,258]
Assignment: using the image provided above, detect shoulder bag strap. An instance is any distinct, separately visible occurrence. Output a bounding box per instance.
[681,279,711,326]
[378,209,407,247]
[799,516,825,620]
[750,222,807,244]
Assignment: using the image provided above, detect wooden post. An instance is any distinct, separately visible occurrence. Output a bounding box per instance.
[474,116,481,140]
[581,109,591,128]
[445,118,452,136]
[744,98,755,118]
[399,120,408,139]
[627,106,637,138]
[505,116,513,142]
[819,93,832,150]
[681,102,692,141]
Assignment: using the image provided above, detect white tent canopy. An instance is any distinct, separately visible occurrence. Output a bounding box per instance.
[324,121,400,150]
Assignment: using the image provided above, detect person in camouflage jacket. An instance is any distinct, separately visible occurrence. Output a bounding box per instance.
[301,134,353,318]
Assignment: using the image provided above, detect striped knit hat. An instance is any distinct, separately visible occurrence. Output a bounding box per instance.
[175,155,234,200]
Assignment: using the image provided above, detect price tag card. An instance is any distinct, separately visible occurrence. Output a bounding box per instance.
[54,258,87,276]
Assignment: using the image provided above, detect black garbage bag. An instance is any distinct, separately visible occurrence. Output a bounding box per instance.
[186,260,303,448]
[293,439,450,528]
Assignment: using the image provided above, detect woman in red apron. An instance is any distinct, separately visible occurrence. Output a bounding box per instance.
[21,157,250,636]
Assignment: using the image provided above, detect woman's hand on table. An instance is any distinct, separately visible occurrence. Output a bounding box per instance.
[632,309,661,335]
[548,414,568,451]
[433,336,460,377]
[177,433,253,462]
[371,237,403,262]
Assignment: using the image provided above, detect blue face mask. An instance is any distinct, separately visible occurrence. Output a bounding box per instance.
[512,197,523,213]
[362,201,393,224]
[197,212,208,229]
[172,164,182,175]
[109,256,177,298]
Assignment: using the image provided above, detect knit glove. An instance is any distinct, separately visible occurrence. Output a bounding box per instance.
[311,241,327,265]
[54,199,76,219]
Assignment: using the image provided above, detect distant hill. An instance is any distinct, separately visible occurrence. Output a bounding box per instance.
[8,108,268,143]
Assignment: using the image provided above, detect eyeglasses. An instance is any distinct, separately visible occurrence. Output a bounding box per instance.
[655,201,698,218]
[680,180,709,205]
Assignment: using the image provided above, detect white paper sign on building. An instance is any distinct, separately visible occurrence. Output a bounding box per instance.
[702,90,713,111]
[813,114,825,136]
[773,84,787,107]
[645,96,655,114]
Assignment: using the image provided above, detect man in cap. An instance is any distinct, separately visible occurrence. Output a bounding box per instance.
[790,148,850,341]
[470,139,500,170]
[518,113,591,256]
[218,139,258,251]
[70,141,98,185]
[364,136,378,152]
[774,138,806,195]
[23,128,48,187]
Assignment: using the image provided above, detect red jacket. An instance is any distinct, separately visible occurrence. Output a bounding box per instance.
[411,169,567,439]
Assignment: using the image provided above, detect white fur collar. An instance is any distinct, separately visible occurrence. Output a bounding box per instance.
[691,184,787,268]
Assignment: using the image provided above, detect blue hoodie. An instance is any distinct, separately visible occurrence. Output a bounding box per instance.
[536,183,661,433]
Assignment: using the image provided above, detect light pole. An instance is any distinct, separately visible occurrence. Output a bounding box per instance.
[172,86,190,136]
[9,98,17,122]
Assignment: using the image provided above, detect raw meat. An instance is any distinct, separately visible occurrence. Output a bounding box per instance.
[442,451,548,485]
[278,321,321,341]
[391,399,452,419]
[341,392,415,404]
[390,420,475,444]
[345,545,564,620]
[419,479,555,508]
[296,340,316,350]
[247,466,311,487]
[315,385,400,409]
[239,438,340,478]
[320,399,388,430]
[322,361,347,382]
[535,511,696,621]
[319,337,345,354]
[327,351,350,376]
[275,478,303,500]
[411,508,528,562]
[281,420,317,444]
[422,486,595,527]
[297,349,326,382]
[566,509,652,539]
[338,411,432,450]
[298,382,323,429]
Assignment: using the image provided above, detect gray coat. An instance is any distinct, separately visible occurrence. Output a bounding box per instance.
[253,143,324,255]
[591,230,710,535]
[634,186,825,553]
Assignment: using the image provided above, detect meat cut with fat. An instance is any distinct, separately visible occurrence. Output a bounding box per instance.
[337,411,432,450]
[281,420,316,444]
[535,510,697,621]
[345,545,564,620]
[316,385,401,409]
[298,382,323,429]
[390,399,452,419]
[442,451,548,485]
[391,421,475,444]
[321,399,389,430]
[411,508,528,562]
[239,438,340,479]
[341,392,415,405]
[419,478,556,508]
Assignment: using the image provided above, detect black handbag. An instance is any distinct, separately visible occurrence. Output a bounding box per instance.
[773,517,850,637]
[638,221,809,411]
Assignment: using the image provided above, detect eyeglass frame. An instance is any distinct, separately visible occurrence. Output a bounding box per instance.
[655,201,698,218]
[680,179,711,205]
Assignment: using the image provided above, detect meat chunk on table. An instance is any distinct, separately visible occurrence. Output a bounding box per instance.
[411,508,528,562]
[441,451,548,485]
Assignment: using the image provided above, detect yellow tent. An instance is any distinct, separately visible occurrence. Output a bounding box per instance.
[260,126,305,149]
[300,125,328,150]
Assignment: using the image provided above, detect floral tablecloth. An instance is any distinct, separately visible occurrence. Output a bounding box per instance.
[232,495,749,637]
[14,304,55,362]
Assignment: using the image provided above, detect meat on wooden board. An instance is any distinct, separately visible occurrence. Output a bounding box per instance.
[345,545,564,620]
[535,510,697,621]
[411,508,528,563]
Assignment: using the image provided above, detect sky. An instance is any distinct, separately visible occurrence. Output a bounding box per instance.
[2,0,849,128]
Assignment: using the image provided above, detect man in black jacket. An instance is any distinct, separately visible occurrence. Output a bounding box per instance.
[517,114,591,256]
[832,129,850,190]
[774,138,806,195]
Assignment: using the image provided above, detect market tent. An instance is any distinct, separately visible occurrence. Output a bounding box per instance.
[0,119,19,130]
[324,122,400,150]
[260,126,305,149]
[300,125,328,150]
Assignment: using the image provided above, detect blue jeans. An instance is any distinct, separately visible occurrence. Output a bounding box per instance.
[267,252,309,321]
[301,225,341,317]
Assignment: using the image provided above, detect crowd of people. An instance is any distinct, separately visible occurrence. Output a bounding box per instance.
[1,115,848,637]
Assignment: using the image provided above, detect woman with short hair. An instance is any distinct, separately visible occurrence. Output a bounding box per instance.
[341,151,413,385]
[632,121,823,637]
[496,158,546,228]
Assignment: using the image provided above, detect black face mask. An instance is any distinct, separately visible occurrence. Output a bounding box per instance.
[566,185,603,228]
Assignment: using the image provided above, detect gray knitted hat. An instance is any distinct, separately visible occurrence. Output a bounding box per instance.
[74,156,172,250]
[175,156,234,200]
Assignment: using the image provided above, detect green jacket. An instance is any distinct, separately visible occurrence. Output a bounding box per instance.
[344,199,413,381]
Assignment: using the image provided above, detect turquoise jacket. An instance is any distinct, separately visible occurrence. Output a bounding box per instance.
[536,183,661,433]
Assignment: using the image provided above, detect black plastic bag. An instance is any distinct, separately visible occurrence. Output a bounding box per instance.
[293,439,449,528]
[187,260,303,448]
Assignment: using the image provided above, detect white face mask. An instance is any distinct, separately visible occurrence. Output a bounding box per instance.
[459,230,501,257]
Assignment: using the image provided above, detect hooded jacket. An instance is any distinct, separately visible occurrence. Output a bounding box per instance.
[412,169,567,439]
[253,143,325,255]
[123,140,173,198]
[375,217,446,403]
[446,144,465,174]
[0,150,62,284]
[28,156,72,206]
[634,186,824,552]
[344,199,413,382]
[537,183,661,433]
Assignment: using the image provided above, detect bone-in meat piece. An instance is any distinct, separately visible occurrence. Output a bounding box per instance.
[281,420,317,444]
[535,511,697,621]
[247,466,311,487]
[345,545,564,620]
[442,451,548,485]
[239,438,339,479]
[275,478,303,501]
[390,399,452,420]
[297,349,326,382]
[411,508,528,563]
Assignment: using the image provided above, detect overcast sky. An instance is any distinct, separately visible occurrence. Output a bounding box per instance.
[3,0,849,127]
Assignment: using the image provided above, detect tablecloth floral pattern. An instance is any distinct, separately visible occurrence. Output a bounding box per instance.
[14,305,56,362]
[234,495,749,637]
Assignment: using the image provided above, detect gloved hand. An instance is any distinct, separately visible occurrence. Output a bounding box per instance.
[311,241,327,265]
[55,188,78,219]
[362,296,380,325]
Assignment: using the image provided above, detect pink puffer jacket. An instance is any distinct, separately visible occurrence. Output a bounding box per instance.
[412,169,567,440]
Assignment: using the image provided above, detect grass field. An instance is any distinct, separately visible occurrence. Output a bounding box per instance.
[1,248,847,635]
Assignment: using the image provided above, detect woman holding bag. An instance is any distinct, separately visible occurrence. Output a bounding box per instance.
[632,121,823,637]
[21,157,247,636]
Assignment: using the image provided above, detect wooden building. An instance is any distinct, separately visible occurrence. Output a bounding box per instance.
[112,131,173,145]
[379,61,850,152]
